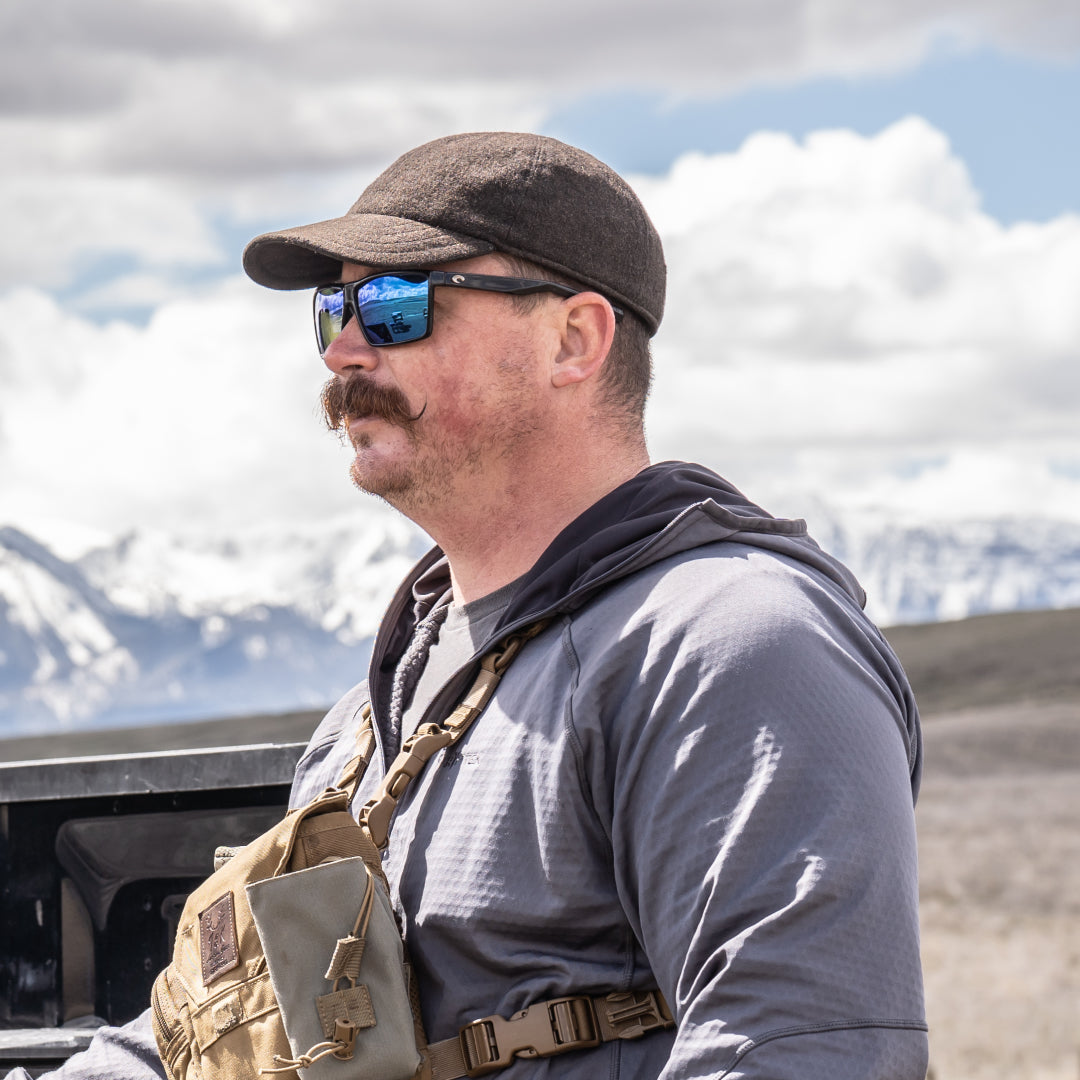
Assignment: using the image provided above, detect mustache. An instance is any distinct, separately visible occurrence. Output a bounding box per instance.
[320,376,426,431]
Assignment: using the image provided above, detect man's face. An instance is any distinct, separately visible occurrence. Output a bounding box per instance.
[320,254,554,517]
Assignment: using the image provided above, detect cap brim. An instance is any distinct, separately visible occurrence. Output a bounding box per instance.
[242,213,496,290]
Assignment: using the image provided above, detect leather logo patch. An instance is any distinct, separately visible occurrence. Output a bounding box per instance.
[199,893,240,986]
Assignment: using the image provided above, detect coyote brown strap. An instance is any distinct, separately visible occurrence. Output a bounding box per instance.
[359,621,550,849]
[335,703,377,800]
[425,989,673,1078]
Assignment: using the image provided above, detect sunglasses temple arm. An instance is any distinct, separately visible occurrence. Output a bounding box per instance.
[429,272,624,321]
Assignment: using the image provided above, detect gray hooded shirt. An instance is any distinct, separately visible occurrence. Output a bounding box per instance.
[291,462,928,1078]
[20,462,927,1080]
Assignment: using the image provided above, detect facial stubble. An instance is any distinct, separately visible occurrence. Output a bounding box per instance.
[319,349,542,515]
[320,375,429,501]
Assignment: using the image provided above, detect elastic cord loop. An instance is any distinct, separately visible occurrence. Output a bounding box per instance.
[260,1038,347,1074]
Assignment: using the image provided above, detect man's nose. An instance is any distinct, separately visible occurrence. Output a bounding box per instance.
[322,316,379,376]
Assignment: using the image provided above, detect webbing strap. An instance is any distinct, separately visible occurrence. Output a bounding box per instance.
[358,621,550,850]
[334,703,377,801]
[425,989,673,1079]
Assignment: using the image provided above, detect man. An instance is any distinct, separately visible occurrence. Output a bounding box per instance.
[16,132,927,1078]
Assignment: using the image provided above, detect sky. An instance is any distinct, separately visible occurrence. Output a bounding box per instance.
[2,0,1079,556]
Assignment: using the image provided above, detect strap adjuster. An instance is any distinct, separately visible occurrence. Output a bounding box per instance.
[458,996,599,1077]
[594,989,674,1040]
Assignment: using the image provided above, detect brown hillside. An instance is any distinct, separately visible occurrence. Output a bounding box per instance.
[883,606,1080,716]
[0,607,1077,1077]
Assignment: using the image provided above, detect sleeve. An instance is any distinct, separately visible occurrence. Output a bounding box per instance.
[570,559,929,1079]
[4,1011,165,1080]
[288,680,374,809]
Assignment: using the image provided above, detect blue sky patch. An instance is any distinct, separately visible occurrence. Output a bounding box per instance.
[543,48,1080,224]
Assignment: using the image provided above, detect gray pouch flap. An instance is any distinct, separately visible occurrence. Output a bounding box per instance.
[247,857,421,1080]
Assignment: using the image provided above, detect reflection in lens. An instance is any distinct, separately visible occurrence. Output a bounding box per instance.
[314,287,345,352]
[357,275,429,345]
[366,322,394,345]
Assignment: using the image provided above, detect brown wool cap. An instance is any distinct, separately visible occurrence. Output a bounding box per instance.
[242,132,666,333]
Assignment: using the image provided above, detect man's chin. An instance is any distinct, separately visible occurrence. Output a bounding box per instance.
[349,457,415,502]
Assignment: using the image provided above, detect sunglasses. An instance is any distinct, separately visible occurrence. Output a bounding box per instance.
[313,270,623,353]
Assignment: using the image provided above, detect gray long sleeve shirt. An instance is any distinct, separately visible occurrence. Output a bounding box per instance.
[14,462,927,1079]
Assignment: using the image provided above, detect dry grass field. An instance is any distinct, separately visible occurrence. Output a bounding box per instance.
[887,610,1080,1080]
[2,607,1078,1079]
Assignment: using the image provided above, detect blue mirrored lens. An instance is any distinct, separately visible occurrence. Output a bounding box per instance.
[355,275,429,345]
[314,287,345,352]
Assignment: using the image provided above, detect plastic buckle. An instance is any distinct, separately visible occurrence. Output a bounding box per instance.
[596,990,674,1040]
[459,996,599,1077]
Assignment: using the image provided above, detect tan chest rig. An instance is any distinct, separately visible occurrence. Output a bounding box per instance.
[150,625,672,1080]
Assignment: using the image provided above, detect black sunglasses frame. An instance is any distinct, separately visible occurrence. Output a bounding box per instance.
[314,269,624,353]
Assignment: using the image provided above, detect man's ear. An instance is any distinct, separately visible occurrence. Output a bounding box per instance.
[550,292,618,389]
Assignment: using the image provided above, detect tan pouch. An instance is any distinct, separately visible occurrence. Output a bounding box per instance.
[150,788,426,1080]
[151,627,546,1080]
[247,856,420,1080]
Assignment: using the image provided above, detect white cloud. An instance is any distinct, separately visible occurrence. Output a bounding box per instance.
[1,117,1078,543]
[3,0,1075,294]
[860,446,1080,523]
[638,118,1080,521]
[0,72,545,288]
[0,279,378,536]
[69,270,199,314]
[3,0,1077,124]
[0,165,225,287]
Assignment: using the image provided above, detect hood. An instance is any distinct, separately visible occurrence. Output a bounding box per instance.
[367,461,866,738]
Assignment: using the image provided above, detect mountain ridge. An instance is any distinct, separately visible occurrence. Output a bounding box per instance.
[2,602,1075,761]
[2,509,1079,736]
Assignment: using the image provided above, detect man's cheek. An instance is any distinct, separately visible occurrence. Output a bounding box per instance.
[425,378,484,438]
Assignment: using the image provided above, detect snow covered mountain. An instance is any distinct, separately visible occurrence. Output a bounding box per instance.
[807,509,1080,626]
[2,508,1078,735]
[0,517,426,735]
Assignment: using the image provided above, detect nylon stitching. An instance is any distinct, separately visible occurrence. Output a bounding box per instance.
[294,699,369,772]
[561,615,616,851]
[718,1018,930,1077]
[608,1033,622,1080]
